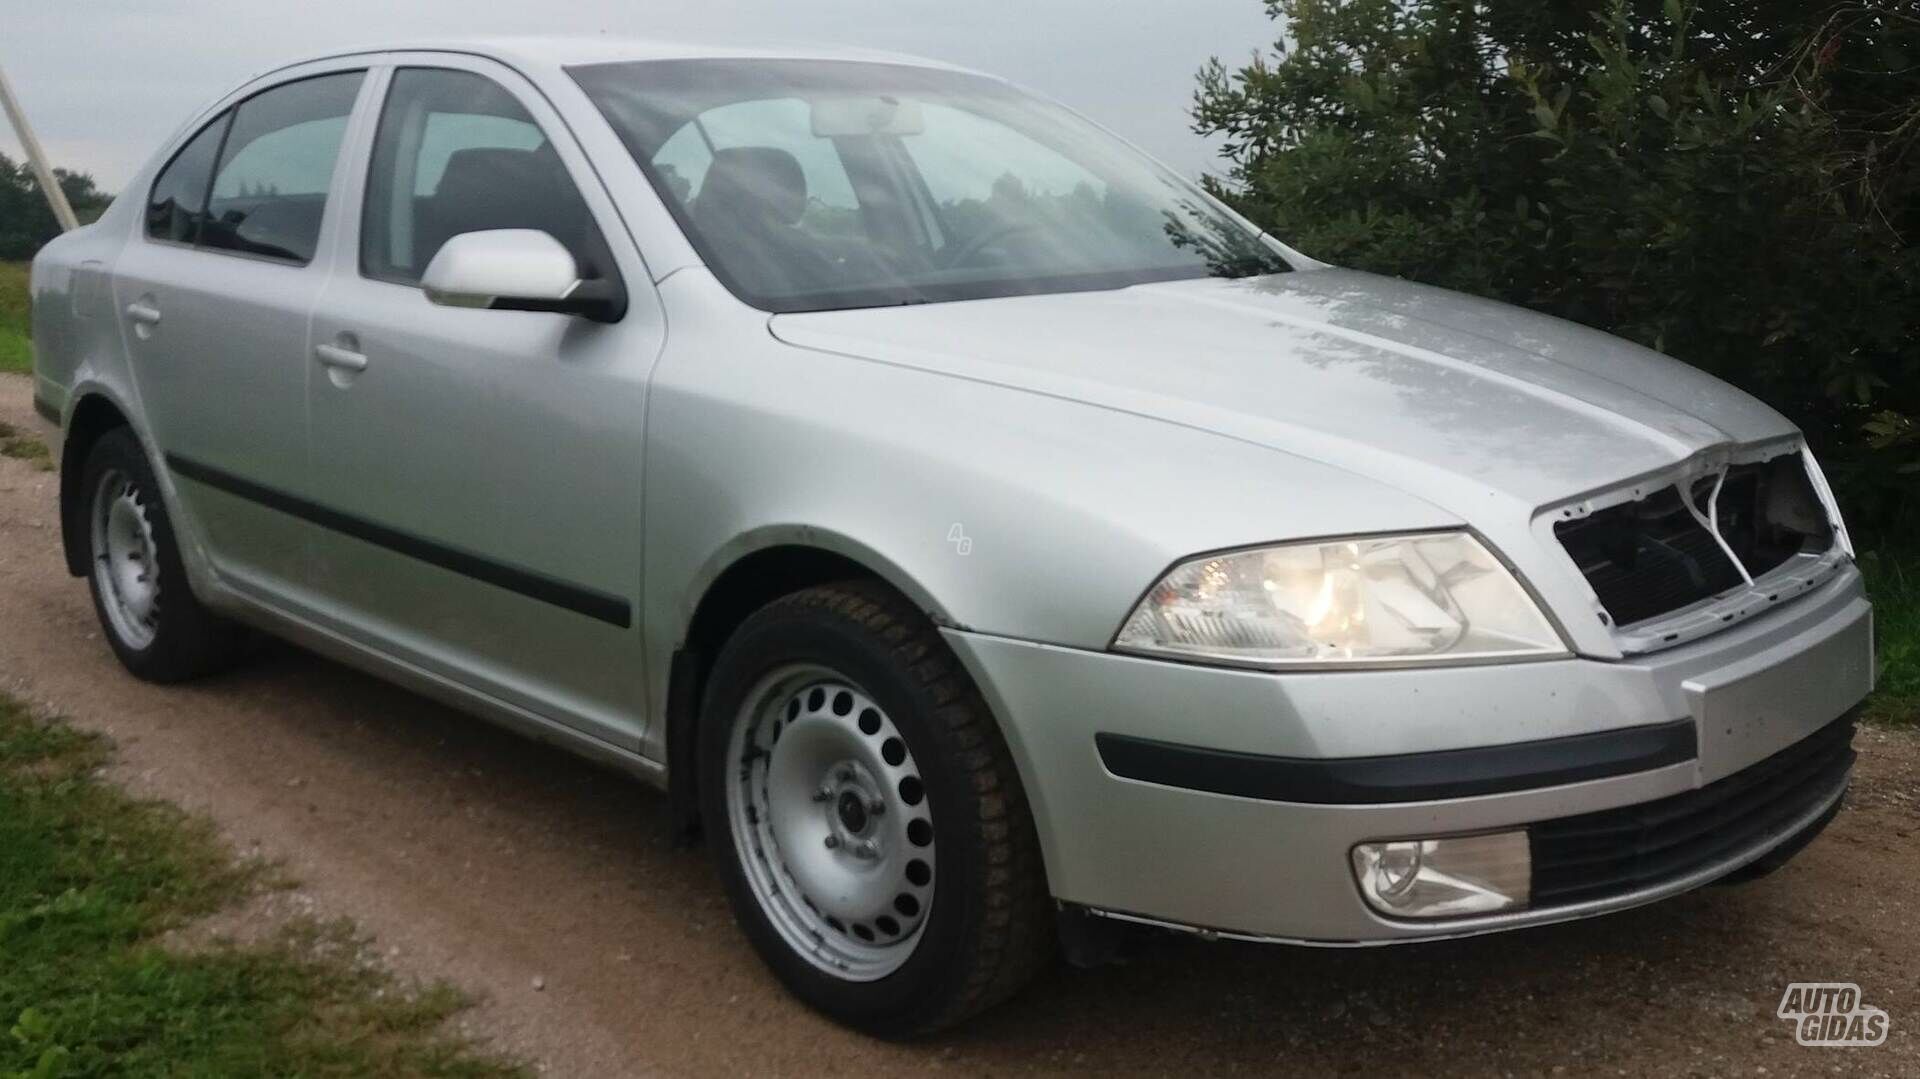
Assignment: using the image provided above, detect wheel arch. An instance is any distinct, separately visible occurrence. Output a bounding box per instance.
[58,391,135,577]
[663,534,961,842]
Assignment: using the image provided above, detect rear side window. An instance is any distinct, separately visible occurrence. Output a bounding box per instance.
[146,113,230,244]
[200,71,364,264]
[362,68,612,285]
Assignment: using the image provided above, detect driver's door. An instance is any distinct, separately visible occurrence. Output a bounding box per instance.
[303,60,664,748]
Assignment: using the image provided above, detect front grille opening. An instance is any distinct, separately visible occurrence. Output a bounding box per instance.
[1711,455,1834,577]
[1555,452,1834,628]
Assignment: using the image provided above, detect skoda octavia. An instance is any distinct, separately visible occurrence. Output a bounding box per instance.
[28,38,1874,1034]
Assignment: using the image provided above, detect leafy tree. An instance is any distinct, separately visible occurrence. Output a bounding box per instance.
[0,152,113,260]
[1195,1,1919,536]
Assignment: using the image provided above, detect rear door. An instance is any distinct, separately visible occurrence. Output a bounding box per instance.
[303,59,663,748]
[113,68,369,596]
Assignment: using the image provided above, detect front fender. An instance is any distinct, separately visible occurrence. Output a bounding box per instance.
[640,270,1459,742]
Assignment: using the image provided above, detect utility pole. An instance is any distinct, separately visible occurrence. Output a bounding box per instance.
[0,60,80,232]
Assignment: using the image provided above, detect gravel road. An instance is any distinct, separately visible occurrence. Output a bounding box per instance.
[1,373,1915,1077]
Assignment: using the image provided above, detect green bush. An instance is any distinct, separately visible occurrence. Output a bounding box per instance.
[1196,0,1919,540]
[0,262,28,375]
[1860,547,1918,724]
[0,154,110,262]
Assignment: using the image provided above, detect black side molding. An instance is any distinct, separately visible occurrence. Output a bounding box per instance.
[33,396,60,425]
[165,453,633,628]
[1095,720,1698,805]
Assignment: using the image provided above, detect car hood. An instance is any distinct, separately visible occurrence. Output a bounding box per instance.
[769,268,1796,515]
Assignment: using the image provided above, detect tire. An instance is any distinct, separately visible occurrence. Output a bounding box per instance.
[698,581,1052,1035]
[79,427,243,682]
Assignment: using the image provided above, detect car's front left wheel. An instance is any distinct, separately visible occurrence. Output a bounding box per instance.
[698,581,1052,1035]
[80,427,243,682]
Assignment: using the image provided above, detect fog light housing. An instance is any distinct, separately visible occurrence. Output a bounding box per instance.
[1351,831,1530,918]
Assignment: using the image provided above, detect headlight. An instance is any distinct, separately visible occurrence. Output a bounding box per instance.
[1113,532,1565,667]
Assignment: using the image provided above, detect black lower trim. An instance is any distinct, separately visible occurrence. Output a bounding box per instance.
[34,396,60,425]
[165,454,632,628]
[1713,774,1846,886]
[1530,710,1854,906]
[1095,720,1698,805]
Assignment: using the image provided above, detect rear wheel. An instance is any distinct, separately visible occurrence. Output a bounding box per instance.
[699,581,1051,1035]
[80,428,243,681]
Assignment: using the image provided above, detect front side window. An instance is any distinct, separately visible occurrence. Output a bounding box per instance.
[146,112,231,244]
[201,71,364,264]
[362,68,613,286]
[571,58,1291,312]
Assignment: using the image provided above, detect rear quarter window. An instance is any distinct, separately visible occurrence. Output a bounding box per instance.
[146,113,230,244]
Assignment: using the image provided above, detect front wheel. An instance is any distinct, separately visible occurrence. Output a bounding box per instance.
[699,582,1052,1035]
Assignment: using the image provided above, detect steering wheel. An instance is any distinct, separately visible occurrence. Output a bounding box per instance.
[940,223,1043,269]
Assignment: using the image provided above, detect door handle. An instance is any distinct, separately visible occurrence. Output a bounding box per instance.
[314,342,368,372]
[125,302,161,326]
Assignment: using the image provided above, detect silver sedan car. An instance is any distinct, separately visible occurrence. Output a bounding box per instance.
[29,37,1875,1034]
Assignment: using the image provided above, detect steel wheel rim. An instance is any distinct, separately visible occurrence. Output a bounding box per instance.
[726,664,937,981]
[90,468,161,651]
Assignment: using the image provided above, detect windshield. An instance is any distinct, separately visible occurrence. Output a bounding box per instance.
[570,59,1292,313]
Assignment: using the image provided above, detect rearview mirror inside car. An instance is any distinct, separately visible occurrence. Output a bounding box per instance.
[811,95,925,138]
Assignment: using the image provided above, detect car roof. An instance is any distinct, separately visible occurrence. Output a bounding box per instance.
[273,35,972,77]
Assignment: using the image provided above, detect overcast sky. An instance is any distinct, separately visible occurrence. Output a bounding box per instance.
[1,0,1280,193]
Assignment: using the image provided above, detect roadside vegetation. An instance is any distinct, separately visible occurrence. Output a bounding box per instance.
[1,262,28,375]
[1862,549,1919,726]
[0,153,111,262]
[0,420,52,471]
[0,692,524,1077]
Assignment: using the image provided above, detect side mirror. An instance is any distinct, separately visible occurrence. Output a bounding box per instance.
[420,229,622,322]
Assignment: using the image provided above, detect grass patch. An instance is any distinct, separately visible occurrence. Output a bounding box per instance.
[1861,546,1919,727]
[0,262,29,376]
[0,421,53,471]
[0,693,525,1077]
